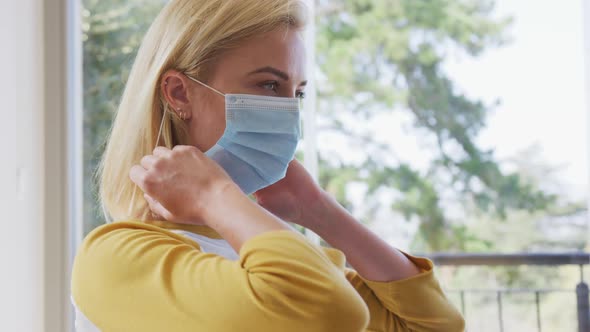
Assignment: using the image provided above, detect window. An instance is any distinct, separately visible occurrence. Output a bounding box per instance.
[312,1,587,330]
[82,0,163,233]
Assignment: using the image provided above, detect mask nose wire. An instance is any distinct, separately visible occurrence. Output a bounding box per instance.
[185,74,226,97]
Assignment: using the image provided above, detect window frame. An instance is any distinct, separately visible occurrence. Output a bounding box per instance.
[45,0,82,330]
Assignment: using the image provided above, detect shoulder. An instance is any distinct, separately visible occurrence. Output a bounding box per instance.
[70,221,203,325]
[76,220,201,256]
[72,220,202,276]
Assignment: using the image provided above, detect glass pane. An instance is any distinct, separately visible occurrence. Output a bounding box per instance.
[315,0,585,330]
[82,0,163,234]
[315,0,586,252]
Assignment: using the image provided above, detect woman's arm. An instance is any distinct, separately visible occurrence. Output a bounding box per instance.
[310,195,466,331]
[306,191,421,282]
[72,222,370,332]
[255,160,465,331]
[188,181,294,252]
[320,246,465,332]
[253,159,420,281]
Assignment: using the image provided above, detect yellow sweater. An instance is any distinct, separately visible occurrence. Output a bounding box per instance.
[71,221,464,332]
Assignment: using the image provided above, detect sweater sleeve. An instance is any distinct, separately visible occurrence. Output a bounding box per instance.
[71,222,369,332]
[321,247,465,332]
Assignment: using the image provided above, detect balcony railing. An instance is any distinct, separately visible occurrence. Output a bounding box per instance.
[426,253,590,332]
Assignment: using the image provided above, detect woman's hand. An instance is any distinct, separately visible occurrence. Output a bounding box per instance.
[129,145,235,224]
[253,159,325,230]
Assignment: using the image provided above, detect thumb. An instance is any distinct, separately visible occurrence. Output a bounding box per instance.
[252,191,267,206]
[144,193,173,221]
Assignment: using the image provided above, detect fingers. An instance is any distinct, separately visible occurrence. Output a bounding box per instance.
[144,193,157,206]
[142,147,173,173]
[140,155,157,169]
[130,163,159,196]
[144,193,172,221]
[144,193,158,216]
[132,146,181,197]
[129,164,147,189]
[173,145,193,152]
[153,146,171,157]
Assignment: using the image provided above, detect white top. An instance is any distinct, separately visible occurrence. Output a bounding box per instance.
[72,229,237,332]
[169,229,239,260]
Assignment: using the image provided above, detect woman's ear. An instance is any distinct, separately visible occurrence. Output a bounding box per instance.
[161,70,192,120]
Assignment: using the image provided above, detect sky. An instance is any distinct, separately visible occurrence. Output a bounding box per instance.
[339,0,589,248]
[445,0,587,201]
[332,0,588,202]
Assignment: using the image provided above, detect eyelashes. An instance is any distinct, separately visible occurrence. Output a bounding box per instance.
[259,81,305,99]
[260,81,279,92]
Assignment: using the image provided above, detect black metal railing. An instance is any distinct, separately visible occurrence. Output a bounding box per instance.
[426,253,590,332]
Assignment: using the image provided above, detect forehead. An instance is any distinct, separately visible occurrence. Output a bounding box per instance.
[212,28,306,82]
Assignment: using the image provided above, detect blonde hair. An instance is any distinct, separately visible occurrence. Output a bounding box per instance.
[99,0,308,222]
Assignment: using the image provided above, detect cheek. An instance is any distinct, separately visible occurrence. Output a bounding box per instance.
[190,96,226,152]
[211,103,227,138]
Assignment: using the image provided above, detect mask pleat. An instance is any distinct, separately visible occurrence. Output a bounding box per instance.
[204,93,301,194]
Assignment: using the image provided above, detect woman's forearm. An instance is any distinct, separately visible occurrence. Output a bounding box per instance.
[309,191,421,282]
[202,184,292,252]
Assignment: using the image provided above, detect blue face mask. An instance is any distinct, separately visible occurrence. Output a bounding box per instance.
[186,75,301,194]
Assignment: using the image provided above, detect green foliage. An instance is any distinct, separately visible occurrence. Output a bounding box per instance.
[315,0,555,251]
[82,0,163,233]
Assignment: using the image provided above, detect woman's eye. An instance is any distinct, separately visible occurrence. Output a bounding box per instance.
[261,81,279,92]
[296,90,306,99]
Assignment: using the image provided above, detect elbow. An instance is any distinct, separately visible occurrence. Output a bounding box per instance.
[414,303,465,332]
[246,272,369,332]
[314,278,370,332]
[441,307,466,332]
[452,312,466,332]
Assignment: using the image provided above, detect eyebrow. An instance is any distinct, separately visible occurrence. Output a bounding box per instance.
[248,66,307,86]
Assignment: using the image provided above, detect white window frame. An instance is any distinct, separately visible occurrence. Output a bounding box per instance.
[44,1,76,329]
[584,0,590,247]
[2,0,81,331]
[303,0,320,245]
[43,0,82,330]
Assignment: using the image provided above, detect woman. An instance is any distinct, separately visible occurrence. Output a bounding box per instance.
[71,0,465,331]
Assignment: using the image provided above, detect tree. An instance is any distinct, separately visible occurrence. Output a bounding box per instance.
[314,0,555,251]
[82,0,163,233]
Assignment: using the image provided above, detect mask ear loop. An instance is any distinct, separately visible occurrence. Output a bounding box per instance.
[128,102,169,219]
[185,74,226,97]
[155,106,167,147]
